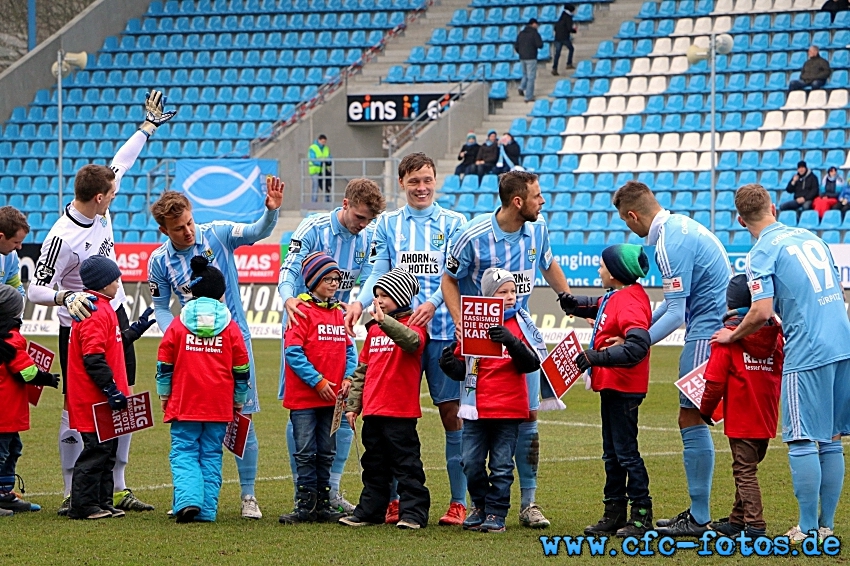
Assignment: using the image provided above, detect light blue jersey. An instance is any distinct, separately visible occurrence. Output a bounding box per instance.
[445,210,553,310]
[277,209,375,305]
[747,222,850,373]
[0,252,23,297]
[147,209,278,414]
[650,212,731,341]
[356,204,466,341]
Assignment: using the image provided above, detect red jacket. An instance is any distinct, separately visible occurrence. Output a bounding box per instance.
[0,330,35,433]
[701,318,783,439]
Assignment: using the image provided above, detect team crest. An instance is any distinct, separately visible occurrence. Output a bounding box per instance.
[202,247,215,262]
[354,250,366,265]
[527,248,537,263]
[99,217,107,227]
[431,232,445,249]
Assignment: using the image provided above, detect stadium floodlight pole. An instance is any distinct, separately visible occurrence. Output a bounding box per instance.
[687,34,733,233]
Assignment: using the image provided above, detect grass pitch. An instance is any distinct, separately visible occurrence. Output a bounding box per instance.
[6,337,848,565]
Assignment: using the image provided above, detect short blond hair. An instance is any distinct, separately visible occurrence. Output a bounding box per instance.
[151,191,192,227]
[735,184,773,223]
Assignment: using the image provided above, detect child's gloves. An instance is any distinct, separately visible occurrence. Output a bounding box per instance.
[103,383,128,410]
[487,325,520,346]
[699,413,715,426]
[439,341,465,382]
[574,350,597,373]
[31,370,60,388]
[124,306,156,341]
[557,292,578,314]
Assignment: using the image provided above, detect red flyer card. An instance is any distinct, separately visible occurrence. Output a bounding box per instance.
[26,341,55,407]
[460,296,504,358]
[223,412,251,459]
[675,362,724,424]
[93,391,154,442]
[540,330,585,398]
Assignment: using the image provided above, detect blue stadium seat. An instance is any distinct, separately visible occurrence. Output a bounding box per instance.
[798,210,819,230]
[821,210,841,230]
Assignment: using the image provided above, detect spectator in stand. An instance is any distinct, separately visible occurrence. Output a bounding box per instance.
[455,134,480,178]
[779,161,819,214]
[552,4,577,75]
[820,0,848,22]
[472,131,500,180]
[491,134,523,176]
[515,19,543,103]
[813,166,844,219]
[829,168,850,217]
[788,46,831,91]
[309,135,332,203]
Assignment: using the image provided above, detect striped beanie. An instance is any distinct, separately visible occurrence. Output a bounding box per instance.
[374,267,420,309]
[601,244,649,285]
[302,252,340,292]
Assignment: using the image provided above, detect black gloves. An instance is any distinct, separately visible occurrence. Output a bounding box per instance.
[557,292,578,314]
[488,325,520,346]
[438,341,465,382]
[575,350,595,373]
[103,383,128,410]
[699,413,715,426]
[123,307,156,343]
[31,370,60,388]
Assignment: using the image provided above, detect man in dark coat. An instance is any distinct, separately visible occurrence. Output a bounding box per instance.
[779,160,819,214]
[514,19,543,103]
[788,45,831,91]
[552,4,577,75]
[455,133,480,177]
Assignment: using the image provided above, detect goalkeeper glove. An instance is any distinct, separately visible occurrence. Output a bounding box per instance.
[56,291,98,322]
[139,89,177,137]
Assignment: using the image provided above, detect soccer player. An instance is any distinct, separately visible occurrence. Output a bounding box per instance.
[148,180,282,519]
[613,180,731,536]
[343,153,468,526]
[441,170,571,529]
[712,183,850,543]
[278,179,385,514]
[27,90,175,514]
[0,206,28,298]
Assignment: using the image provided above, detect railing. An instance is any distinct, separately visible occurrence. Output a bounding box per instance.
[385,65,487,157]
[299,157,401,213]
[249,0,436,156]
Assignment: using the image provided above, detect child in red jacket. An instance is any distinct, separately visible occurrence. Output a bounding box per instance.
[0,285,60,516]
[341,268,430,530]
[560,244,653,537]
[280,253,357,525]
[701,274,783,538]
[156,256,251,523]
[439,267,543,533]
[66,256,130,520]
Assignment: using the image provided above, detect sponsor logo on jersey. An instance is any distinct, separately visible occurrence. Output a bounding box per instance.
[369,240,377,258]
[149,280,160,297]
[99,217,107,227]
[354,250,366,265]
[84,242,92,251]
[527,248,537,264]
[662,277,684,293]
[431,232,445,249]
[289,239,302,254]
[446,254,459,274]
[35,262,55,283]
[97,238,114,258]
[203,247,215,263]
[748,278,763,294]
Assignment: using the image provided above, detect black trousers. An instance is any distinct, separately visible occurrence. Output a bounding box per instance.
[355,417,430,526]
[59,304,137,392]
[68,433,117,518]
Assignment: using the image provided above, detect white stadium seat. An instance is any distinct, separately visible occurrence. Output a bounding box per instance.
[620,134,641,152]
[826,90,848,109]
[639,133,660,152]
[630,58,651,75]
[584,115,605,134]
[733,0,753,12]
[647,76,668,93]
[585,97,607,115]
[692,18,712,35]
[601,134,622,152]
[760,131,783,149]
[783,91,807,110]
[673,19,694,36]
[669,56,689,75]
[804,110,825,129]
[719,132,741,150]
[650,57,670,75]
[576,154,598,172]
[753,0,773,10]
[635,153,657,172]
[676,152,698,171]
[658,152,679,170]
[605,96,626,115]
[627,77,648,95]
[740,131,762,150]
[599,153,619,171]
[566,116,585,134]
[760,110,787,130]
[560,136,582,154]
[697,152,713,171]
[660,133,681,151]
[581,135,601,153]
[603,115,624,133]
[609,77,629,95]
[713,16,732,33]
[625,96,646,114]
[616,153,638,172]
[805,90,826,110]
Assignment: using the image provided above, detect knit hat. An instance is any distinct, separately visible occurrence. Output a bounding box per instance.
[80,255,122,291]
[466,133,476,140]
[726,274,751,310]
[481,267,515,297]
[302,252,340,292]
[797,160,807,169]
[601,244,649,285]
[487,129,497,136]
[189,255,226,299]
[374,267,420,308]
[0,285,23,319]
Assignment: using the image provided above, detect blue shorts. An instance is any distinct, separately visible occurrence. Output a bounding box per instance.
[678,339,711,410]
[527,369,541,412]
[782,359,850,442]
[423,339,461,405]
[241,335,260,415]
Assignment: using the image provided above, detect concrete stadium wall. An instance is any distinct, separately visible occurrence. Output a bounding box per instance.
[0,0,153,124]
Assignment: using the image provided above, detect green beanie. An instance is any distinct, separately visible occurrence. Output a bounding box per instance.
[601,244,649,285]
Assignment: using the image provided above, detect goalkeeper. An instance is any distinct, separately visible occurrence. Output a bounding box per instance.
[27,89,174,514]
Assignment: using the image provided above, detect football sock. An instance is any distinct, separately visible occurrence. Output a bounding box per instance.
[788,440,821,533]
[817,440,844,529]
[446,430,467,506]
[681,424,714,525]
[59,410,83,497]
[237,422,259,498]
[112,433,131,492]
[517,421,539,508]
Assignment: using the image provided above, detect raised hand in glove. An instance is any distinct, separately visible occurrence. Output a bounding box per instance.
[30,370,60,388]
[57,291,98,322]
[488,325,519,345]
[139,89,178,137]
[123,306,156,342]
[438,341,465,382]
[557,292,578,314]
[103,383,128,411]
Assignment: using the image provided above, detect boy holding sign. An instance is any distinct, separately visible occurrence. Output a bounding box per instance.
[560,245,653,537]
[280,253,357,525]
[156,256,251,523]
[66,257,131,520]
[0,285,60,515]
[439,268,543,533]
[699,275,783,538]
